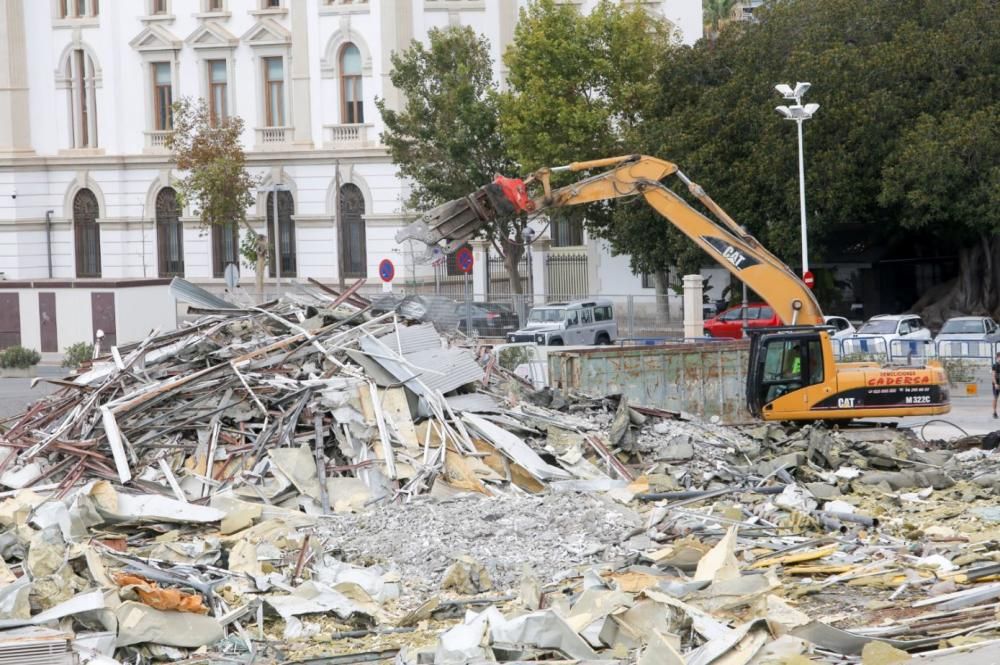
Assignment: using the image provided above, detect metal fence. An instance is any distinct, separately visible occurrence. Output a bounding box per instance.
[486,251,531,298]
[416,293,685,340]
[546,252,589,299]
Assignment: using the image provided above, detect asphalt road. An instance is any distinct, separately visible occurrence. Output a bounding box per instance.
[0,365,64,420]
[872,393,999,441]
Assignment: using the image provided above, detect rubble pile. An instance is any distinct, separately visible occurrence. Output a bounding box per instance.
[2,280,1000,663]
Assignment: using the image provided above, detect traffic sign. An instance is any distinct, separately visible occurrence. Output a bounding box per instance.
[803,270,815,289]
[455,246,474,274]
[429,246,446,267]
[378,258,395,283]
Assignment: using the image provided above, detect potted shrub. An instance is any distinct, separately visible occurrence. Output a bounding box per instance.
[62,342,94,370]
[0,345,41,378]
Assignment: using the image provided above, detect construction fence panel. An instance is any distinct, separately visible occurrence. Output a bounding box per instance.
[839,336,889,363]
[937,340,996,359]
[889,339,936,366]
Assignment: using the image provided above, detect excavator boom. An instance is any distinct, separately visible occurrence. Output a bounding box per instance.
[397,154,823,326]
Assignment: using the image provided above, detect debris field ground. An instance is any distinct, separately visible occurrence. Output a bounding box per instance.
[2,279,1000,665]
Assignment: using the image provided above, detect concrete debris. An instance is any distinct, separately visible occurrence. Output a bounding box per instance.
[3,280,1000,662]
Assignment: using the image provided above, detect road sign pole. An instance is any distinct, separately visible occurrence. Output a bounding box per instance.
[465,271,472,336]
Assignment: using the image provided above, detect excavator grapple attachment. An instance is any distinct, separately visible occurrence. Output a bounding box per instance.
[395,182,519,261]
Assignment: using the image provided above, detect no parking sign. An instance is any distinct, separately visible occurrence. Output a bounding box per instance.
[455,247,474,274]
[379,258,395,292]
[378,259,395,282]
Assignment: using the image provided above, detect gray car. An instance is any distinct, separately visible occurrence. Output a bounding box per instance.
[935,316,1000,342]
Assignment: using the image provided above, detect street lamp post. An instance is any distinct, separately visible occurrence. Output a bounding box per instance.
[774,82,819,277]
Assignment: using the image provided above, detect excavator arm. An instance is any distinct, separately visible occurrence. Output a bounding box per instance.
[397,154,823,326]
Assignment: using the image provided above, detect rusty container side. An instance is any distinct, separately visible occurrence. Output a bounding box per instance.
[547,341,751,423]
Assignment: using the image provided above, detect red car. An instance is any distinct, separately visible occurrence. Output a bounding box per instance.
[703,303,781,339]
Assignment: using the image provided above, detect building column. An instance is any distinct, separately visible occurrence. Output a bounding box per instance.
[471,239,488,299]
[529,237,548,303]
[379,0,413,112]
[497,0,518,88]
[683,274,704,339]
[290,0,313,146]
[0,0,32,155]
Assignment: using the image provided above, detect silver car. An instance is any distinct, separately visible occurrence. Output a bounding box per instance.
[936,316,1000,342]
[506,299,618,346]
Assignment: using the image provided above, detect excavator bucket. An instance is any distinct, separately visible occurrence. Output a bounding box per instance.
[395,177,529,261]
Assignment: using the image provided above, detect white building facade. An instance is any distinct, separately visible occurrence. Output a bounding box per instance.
[0,0,702,302]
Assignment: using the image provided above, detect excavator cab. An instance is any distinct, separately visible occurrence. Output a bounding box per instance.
[747,328,828,419]
[748,327,951,421]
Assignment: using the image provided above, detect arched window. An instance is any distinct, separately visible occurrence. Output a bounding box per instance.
[73,189,101,277]
[340,43,363,124]
[155,187,184,277]
[339,183,366,278]
[267,190,296,277]
[65,49,98,148]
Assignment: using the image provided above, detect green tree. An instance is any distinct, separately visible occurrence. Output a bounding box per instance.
[376,27,525,291]
[500,0,678,302]
[880,105,1000,319]
[639,0,1000,320]
[703,0,739,44]
[165,98,264,295]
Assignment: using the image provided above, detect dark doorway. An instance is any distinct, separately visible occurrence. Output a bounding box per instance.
[74,188,101,278]
[91,292,116,347]
[156,187,184,277]
[39,293,57,353]
[266,190,296,277]
[339,183,366,279]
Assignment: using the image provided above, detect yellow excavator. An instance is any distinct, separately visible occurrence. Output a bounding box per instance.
[396,154,950,422]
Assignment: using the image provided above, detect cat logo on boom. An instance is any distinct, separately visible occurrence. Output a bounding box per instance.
[837,397,856,409]
[722,246,748,270]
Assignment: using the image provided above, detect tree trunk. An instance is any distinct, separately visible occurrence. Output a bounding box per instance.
[653,269,672,328]
[500,237,526,296]
[916,236,1000,327]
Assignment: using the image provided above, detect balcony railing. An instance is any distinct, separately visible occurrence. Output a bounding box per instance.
[324,123,375,148]
[144,130,171,151]
[256,126,291,146]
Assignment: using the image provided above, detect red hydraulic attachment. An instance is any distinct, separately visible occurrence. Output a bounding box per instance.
[493,175,534,214]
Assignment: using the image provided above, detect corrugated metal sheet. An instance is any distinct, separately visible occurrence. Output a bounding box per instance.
[0,627,75,665]
[168,277,237,309]
[548,341,751,423]
[446,393,500,413]
[376,323,441,355]
[397,348,484,394]
[359,329,484,399]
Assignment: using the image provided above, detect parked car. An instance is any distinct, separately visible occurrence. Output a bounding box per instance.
[823,315,856,339]
[702,303,781,339]
[853,314,931,352]
[455,302,520,337]
[935,316,1000,343]
[368,294,465,332]
[506,299,617,346]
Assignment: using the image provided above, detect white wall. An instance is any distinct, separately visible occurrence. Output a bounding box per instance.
[9,285,176,358]
[4,0,703,294]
